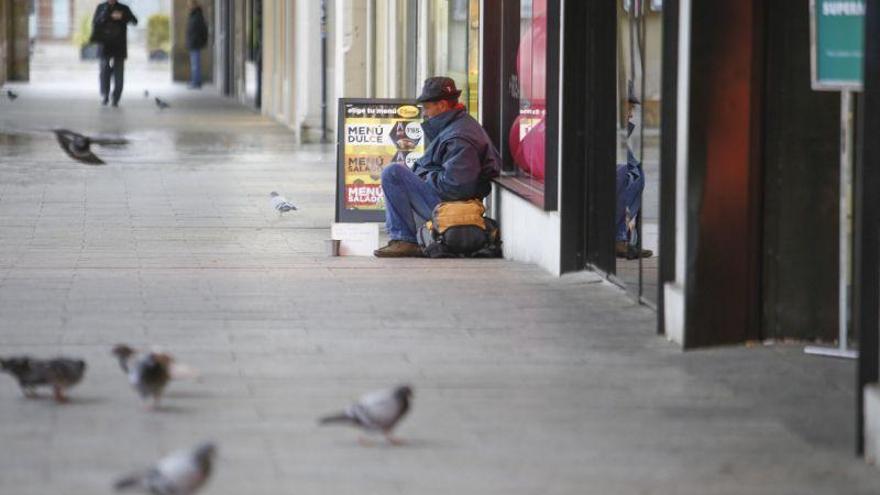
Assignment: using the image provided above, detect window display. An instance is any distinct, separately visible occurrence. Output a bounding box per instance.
[509,0,547,183]
[489,0,558,209]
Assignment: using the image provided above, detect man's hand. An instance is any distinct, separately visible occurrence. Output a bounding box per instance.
[111,10,123,20]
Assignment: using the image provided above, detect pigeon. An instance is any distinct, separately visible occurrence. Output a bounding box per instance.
[319,385,413,445]
[155,97,170,110]
[115,442,216,495]
[6,89,18,100]
[112,344,173,409]
[269,191,297,213]
[52,129,128,165]
[0,356,86,402]
[143,90,150,98]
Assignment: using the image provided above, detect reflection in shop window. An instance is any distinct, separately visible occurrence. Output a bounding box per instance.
[507,0,547,189]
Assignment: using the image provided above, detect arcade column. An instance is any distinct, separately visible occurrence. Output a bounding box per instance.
[5,0,30,81]
[0,0,7,85]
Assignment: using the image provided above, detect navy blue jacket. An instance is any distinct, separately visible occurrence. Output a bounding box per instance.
[412,107,501,201]
[186,7,209,50]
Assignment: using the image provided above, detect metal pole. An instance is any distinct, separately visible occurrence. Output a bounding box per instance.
[805,90,858,359]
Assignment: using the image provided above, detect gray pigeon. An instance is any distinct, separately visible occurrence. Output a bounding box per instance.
[0,356,86,402]
[155,97,170,110]
[112,344,172,409]
[115,442,216,495]
[269,191,297,213]
[52,129,128,165]
[320,385,413,445]
[6,89,17,100]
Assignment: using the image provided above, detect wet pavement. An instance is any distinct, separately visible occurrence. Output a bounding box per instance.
[1,69,879,494]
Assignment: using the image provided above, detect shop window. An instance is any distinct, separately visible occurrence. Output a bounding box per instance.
[615,0,663,304]
[486,0,559,210]
[508,0,546,198]
[426,0,481,119]
[246,0,261,63]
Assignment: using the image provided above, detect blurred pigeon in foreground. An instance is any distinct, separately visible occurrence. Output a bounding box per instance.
[0,356,86,402]
[270,191,297,213]
[115,442,216,495]
[320,385,413,445]
[52,129,128,165]
[6,90,17,101]
[112,344,173,409]
[155,97,170,110]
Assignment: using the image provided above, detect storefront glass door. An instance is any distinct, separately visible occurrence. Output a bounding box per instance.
[615,0,661,305]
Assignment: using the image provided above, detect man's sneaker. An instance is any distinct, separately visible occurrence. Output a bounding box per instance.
[374,240,424,258]
[616,240,652,260]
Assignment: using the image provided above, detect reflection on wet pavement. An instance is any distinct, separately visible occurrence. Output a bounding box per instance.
[0,80,336,264]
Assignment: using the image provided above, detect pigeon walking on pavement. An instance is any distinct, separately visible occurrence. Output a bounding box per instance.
[6,89,18,101]
[114,442,217,495]
[52,129,128,165]
[269,191,297,213]
[155,97,170,110]
[0,356,86,403]
[319,385,413,445]
[112,344,173,409]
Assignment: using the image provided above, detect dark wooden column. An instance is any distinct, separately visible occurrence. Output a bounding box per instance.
[684,0,763,347]
[761,1,841,342]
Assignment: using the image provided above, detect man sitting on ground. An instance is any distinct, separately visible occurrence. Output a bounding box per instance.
[374,77,501,258]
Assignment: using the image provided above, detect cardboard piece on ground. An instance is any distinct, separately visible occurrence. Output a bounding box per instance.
[331,223,380,256]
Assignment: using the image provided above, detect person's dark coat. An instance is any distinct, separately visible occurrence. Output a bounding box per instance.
[412,105,501,201]
[91,2,138,59]
[186,7,209,50]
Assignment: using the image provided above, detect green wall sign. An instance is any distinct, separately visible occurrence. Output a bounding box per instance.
[811,0,865,90]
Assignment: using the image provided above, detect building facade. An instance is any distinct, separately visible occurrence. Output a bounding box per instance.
[215,0,880,461]
[1,0,875,466]
[246,0,857,345]
[253,0,480,143]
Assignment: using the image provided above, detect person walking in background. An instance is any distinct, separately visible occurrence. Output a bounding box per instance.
[90,0,137,107]
[186,1,209,89]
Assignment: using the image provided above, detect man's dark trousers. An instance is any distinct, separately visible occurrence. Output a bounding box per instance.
[100,55,125,104]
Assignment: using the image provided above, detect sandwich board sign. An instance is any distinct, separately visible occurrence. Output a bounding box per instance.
[335,99,425,223]
[810,0,865,91]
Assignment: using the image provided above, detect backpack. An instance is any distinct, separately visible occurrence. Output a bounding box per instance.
[416,199,502,258]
